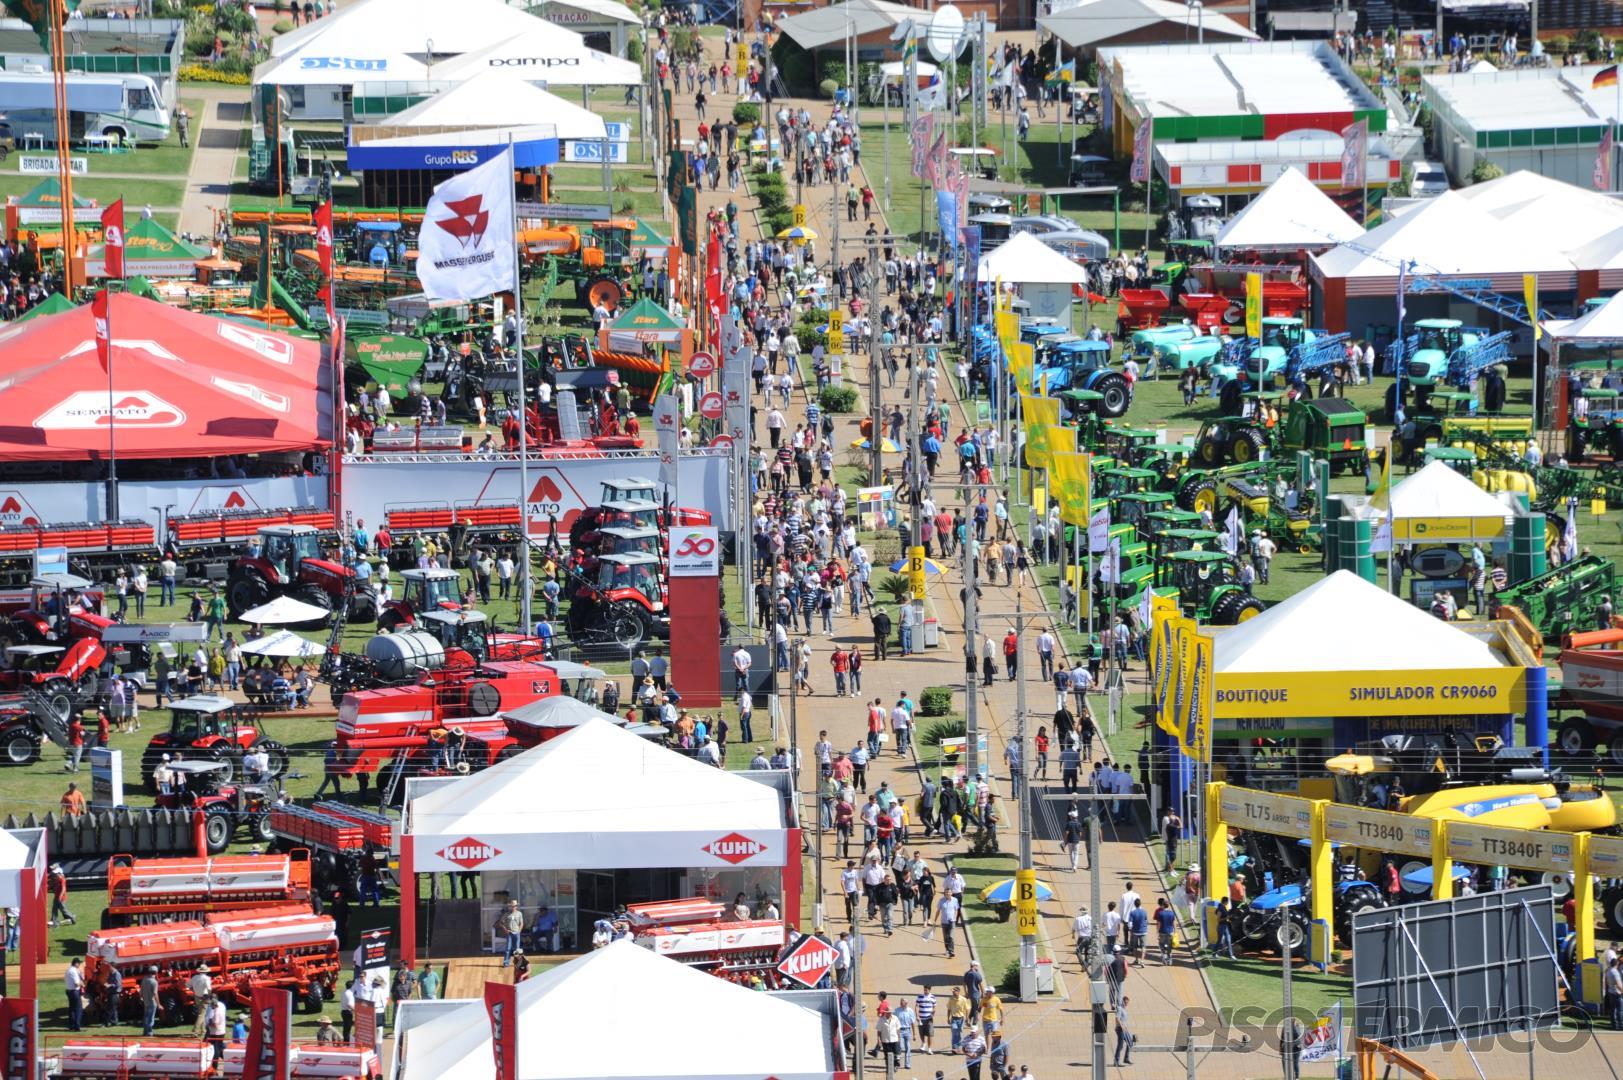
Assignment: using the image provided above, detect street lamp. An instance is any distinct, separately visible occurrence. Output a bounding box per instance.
[1186,1,1204,44]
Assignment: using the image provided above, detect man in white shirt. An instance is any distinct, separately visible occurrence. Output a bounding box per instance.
[731,645,753,694]
[1120,882,1141,920]
[1036,629,1056,681]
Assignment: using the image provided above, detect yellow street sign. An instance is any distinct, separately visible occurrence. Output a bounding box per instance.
[793,203,808,228]
[828,309,844,332]
[1015,868,1039,935]
[735,42,748,72]
[907,545,927,600]
[827,329,845,354]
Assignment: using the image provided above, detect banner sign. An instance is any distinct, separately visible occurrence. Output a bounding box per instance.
[562,140,628,163]
[515,201,612,221]
[1217,786,1316,839]
[1322,803,1434,859]
[668,525,721,577]
[414,827,790,871]
[1014,867,1039,935]
[1214,667,1525,719]
[1340,118,1368,189]
[0,998,36,1080]
[1446,820,1575,874]
[484,981,517,1080]
[907,545,928,600]
[19,155,87,175]
[242,987,292,1080]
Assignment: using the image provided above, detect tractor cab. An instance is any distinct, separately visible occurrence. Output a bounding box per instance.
[596,526,663,559]
[402,569,464,613]
[1056,387,1104,424]
[594,553,664,606]
[1152,528,1223,557]
[1412,318,1468,358]
[588,219,636,263]
[1153,549,1264,624]
[1259,317,1306,353]
[1112,491,1177,530]
[1094,467,1159,499]
[597,500,663,532]
[1,644,63,675]
[354,222,406,267]
[258,526,327,584]
[420,609,494,665]
[599,477,659,505]
[1097,426,1160,465]
[1018,321,1071,349]
[164,695,244,744]
[1139,508,1204,544]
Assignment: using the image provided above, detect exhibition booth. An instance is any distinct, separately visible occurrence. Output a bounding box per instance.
[398,719,799,967]
[0,828,48,999]
[392,941,845,1080]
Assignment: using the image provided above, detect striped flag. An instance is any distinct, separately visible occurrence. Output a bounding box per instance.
[1129,121,1151,183]
[1340,119,1367,188]
[1597,124,1615,191]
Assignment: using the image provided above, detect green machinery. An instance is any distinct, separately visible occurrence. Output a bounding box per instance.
[1151,549,1266,624]
[1569,386,1623,461]
[1191,398,1369,474]
[1493,554,1618,641]
[1172,462,1321,552]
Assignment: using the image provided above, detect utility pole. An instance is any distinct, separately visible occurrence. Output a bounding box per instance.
[852,919,866,1079]
[867,237,883,493]
[962,528,981,780]
[1014,590,1035,1002]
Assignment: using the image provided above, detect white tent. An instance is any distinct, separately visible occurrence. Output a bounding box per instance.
[1545,290,1623,341]
[238,596,330,626]
[1038,0,1257,50]
[534,0,640,26]
[397,941,835,1080]
[431,24,642,86]
[1388,459,1513,542]
[0,830,30,908]
[977,230,1089,284]
[405,718,785,871]
[386,72,607,140]
[270,0,552,57]
[774,0,922,50]
[1311,190,1575,282]
[1214,167,1363,251]
[240,629,324,658]
[499,694,627,730]
[1215,569,1510,675]
[258,45,430,87]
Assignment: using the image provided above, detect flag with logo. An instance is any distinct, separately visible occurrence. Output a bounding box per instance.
[484,981,518,1080]
[1129,121,1152,184]
[1150,606,1178,740]
[92,289,112,373]
[926,130,948,187]
[1598,125,1615,191]
[1088,505,1111,553]
[1299,1002,1344,1064]
[315,199,335,322]
[1340,118,1367,189]
[100,199,125,279]
[1244,271,1262,339]
[417,147,516,301]
[1223,505,1242,555]
[1050,451,1092,528]
[910,113,935,179]
[1181,628,1214,761]
[242,987,292,1080]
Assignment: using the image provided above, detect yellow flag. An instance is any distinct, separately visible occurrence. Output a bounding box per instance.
[1524,274,1541,342]
[1010,342,1035,394]
[1026,423,1053,471]
[1050,451,1093,527]
[1182,629,1215,762]
[1244,271,1262,340]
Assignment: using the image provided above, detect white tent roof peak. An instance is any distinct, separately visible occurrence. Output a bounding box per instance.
[1038,0,1258,49]
[1549,289,1623,341]
[257,45,430,87]
[398,941,834,1080]
[1311,190,1574,279]
[774,0,924,51]
[1214,570,1509,674]
[387,72,607,140]
[1389,458,1518,523]
[535,0,640,25]
[430,24,642,86]
[269,0,551,58]
[1214,166,1363,251]
[978,231,1089,284]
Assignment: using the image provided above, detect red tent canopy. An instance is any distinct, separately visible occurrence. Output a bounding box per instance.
[0,294,334,461]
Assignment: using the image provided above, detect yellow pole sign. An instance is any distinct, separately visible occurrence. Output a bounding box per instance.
[1015,867,1039,935]
[827,309,844,354]
[736,42,748,72]
[828,309,844,332]
[793,203,808,228]
[907,545,928,600]
[1244,271,1262,340]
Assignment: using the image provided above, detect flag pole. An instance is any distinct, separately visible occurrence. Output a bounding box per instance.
[510,136,532,636]
[102,292,119,519]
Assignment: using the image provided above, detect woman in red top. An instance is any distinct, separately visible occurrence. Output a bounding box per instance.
[1034,726,1051,780]
[830,647,850,697]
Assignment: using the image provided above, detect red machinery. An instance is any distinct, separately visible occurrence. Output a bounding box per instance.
[51,1038,380,1080]
[104,851,314,927]
[224,525,368,625]
[222,1044,381,1079]
[378,505,524,571]
[86,907,340,1021]
[1554,627,1623,761]
[625,898,788,988]
[266,802,393,900]
[1117,269,1310,334]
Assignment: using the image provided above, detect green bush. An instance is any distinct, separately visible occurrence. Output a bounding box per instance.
[877,574,911,603]
[919,686,954,717]
[271,18,292,33]
[920,718,966,747]
[1470,159,1504,184]
[818,384,858,413]
[732,101,760,126]
[626,36,643,65]
[996,960,1021,996]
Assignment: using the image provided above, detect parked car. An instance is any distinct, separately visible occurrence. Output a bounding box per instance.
[1010,213,1081,236]
[1069,153,1111,186]
[1410,160,1449,198]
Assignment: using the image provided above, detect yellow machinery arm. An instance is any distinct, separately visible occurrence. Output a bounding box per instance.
[1356,1038,1439,1080]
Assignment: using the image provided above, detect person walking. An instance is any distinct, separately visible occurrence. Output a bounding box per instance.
[1113,995,1135,1066]
[936,890,960,957]
[1062,809,1085,871]
[494,900,524,967]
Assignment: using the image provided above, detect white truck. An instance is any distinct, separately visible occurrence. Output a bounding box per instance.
[0,70,170,144]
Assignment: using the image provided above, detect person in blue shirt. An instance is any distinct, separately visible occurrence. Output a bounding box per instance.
[533,620,554,656]
[369,241,389,268]
[532,906,560,954]
[1126,900,1150,967]
[231,1013,249,1042]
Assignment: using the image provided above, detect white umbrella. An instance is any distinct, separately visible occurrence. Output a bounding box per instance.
[239,596,331,626]
[240,629,325,659]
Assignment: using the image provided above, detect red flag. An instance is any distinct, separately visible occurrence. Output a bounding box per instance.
[315,200,335,323]
[484,980,517,1080]
[242,987,291,1080]
[101,199,125,279]
[0,998,36,1080]
[91,290,111,373]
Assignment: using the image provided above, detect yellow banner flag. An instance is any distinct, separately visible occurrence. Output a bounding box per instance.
[1023,394,1061,432]
[1010,342,1035,394]
[1021,396,1062,470]
[1026,423,1052,472]
[1050,451,1093,527]
[1524,274,1541,342]
[1182,629,1216,762]
[1151,605,1188,743]
[1244,271,1262,340]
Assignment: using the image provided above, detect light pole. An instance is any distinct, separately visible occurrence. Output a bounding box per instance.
[1186,0,1204,43]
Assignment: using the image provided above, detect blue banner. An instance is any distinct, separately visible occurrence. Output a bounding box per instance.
[347,136,559,173]
[962,225,982,282]
[936,191,957,244]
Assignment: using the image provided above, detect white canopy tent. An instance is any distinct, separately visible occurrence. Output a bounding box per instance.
[1545,290,1623,341]
[396,941,836,1080]
[1387,459,1514,543]
[430,24,641,86]
[1215,570,1510,676]
[240,629,324,658]
[258,45,430,87]
[404,718,786,871]
[1038,0,1257,51]
[270,0,551,58]
[1214,167,1363,252]
[774,0,922,50]
[977,230,1089,283]
[386,72,607,140]
[237,596,331,626]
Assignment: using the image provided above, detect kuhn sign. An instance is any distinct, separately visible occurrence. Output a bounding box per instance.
[438,838,501,869]
[702,832,766,865]
[775,933,837,988]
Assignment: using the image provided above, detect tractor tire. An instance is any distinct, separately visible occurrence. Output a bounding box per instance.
[0,728,40,766]
[1093,374,1131,419]
[349,589,379,624]
[288,584,334,629]
[203,742,238,778]
[1337,890,1382,944]
[1541,871,1572,900]
[1232,428,1268,464]
[1211,591,1265,625]
[607,603,650,651]
[1273,916,1306,955]
[1194,437,1226,468]
[582,275,623,312]
[1607,740,1623,769]
[1610,425,1623,462]
[227,572,272,621]
[305,982,327,1014]
[203,812,233,854]
[252,737,290,780]
[38,686,73,728]
[1604,887,1623,937]
[251,812,275,844]
[1176,475,1218,514]
[1557,720,1594,755]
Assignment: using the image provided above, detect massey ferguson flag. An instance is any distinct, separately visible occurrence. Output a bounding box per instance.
[484,981,518,1080]
[1129,122,1152,184]
[0,998,36,1080]
[417,148,516,301]
[101,200,125,279]
[315,200,335,321]
[91,289,112,373]
[241,987,292,1080]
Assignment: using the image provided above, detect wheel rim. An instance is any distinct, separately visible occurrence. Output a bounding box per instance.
[1194,488,1217,514]
[610,613,645,650]
[3,734,35,765]
[1235,603,1262,622]
[1561,727,1588,754]
[206,817,230,850]
[1234,439,1254,463]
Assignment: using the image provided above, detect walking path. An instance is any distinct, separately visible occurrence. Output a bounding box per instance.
[178,86,249,237]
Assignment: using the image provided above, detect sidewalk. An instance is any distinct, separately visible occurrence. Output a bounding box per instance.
[178,87,249,237]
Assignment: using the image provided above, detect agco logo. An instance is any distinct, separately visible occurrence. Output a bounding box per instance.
[702,832,765,864]
[438,837,500,868]
[674,533,716,558]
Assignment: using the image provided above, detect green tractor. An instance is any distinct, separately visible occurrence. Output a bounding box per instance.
[1192,415,1273,468]
[1569,387,1623,461]
[1193,398,1368,473]
[1150,527,1224,559]
[1153,549,1266,624]
[1112,491,1179,533]
[1138,508,1205,545]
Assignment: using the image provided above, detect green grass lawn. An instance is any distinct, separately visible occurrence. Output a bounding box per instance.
[0,175,185,209]
[1,98,203,182]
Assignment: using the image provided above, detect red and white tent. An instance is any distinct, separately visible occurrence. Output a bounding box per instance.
[0,293,335,461]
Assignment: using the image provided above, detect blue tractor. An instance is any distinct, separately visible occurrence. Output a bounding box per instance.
[1032,337,1132,417]
[1215,318,1351,386]
[1384,326,1514,423]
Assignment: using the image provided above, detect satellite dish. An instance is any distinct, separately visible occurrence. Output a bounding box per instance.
[890,17,915,44]
[926,3,966,63]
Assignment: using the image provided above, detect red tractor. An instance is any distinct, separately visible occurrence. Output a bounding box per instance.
[141,695,290,790]
[226,525,374,627]
[567,477,712,548]
[325,609,546,702]
[564,552,669,651]
[0,642,105,718]
[155,758,286,853]
[2,572,116,648]
[375,568,465,630]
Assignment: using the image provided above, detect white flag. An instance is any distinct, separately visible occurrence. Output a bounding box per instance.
[1088,507,1112,554]
[416,148,516,301]
[1225,506,1242,555]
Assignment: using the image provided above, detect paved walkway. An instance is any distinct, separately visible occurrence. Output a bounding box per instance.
[178,86,249,237]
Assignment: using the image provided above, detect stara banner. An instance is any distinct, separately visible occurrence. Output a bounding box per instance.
[1049,451,1093,528]
[1214,667,1526,718]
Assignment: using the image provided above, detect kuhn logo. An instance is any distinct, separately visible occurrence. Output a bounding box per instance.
[703,833,765,864]
[35,390,184,430]
[436,194,491,248]
[776,934,837,988]
[438,838,500,868]
[0,493,40,527]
